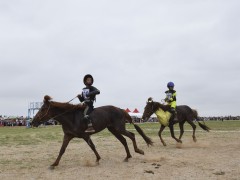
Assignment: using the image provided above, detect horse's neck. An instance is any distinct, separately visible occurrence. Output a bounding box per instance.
[54,110,83,126]
[155,102,167,112]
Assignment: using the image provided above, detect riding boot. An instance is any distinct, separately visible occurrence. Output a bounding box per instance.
[174,112,178,121]
[84,115,95,133]
[168,114,175,126]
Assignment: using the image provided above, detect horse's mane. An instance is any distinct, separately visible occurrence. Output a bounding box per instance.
[154,101,170,111]
[44,95,85,111]
[147,97,170,111]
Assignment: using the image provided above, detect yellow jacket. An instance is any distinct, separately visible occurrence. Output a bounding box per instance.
[165,89,177,109]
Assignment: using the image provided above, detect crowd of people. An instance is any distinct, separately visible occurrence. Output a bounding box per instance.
[199,115,240,121]
[0,116,57,127]
[1,115,239,127]
[0,116,28,127]
[132,115,240,123]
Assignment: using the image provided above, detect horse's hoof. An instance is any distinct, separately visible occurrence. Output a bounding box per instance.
[162,142,167,146]
[124,155,132,162]
[136,149,144,155]
[49,166,55,170]
[177,140,182,143]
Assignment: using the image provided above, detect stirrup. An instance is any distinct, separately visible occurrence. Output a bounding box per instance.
[85,126,95,133]
[88,122,93,127]
[84,115,89,120]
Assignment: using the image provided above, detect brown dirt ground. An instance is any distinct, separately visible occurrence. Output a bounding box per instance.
[0,130,239,180]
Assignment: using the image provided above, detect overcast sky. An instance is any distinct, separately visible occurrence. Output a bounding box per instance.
[1,0,240,117]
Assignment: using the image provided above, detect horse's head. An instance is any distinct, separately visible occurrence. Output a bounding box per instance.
[32,95,53,127]
[142,97,157,121]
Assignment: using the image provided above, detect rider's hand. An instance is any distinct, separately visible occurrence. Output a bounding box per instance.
[80,101,85,105]
[77,94,82,98]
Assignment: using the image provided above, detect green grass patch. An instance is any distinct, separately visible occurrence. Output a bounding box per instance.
[0,126,63,146]
[0,120,239,146]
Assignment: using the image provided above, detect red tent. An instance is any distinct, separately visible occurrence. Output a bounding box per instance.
[125,108,131,112]
[132,108,139,113]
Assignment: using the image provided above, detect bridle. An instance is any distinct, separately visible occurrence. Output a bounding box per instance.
[149,102,155,115]
[35,103,51,124]
[144,101,155,118]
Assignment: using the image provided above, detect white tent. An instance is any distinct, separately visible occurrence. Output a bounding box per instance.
[128,112,143,118]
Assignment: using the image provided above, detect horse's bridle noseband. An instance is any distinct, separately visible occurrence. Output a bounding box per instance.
[143,101,155,119]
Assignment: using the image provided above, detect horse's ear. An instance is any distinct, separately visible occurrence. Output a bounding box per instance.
[147,97,153,103]
[44,95,52,103]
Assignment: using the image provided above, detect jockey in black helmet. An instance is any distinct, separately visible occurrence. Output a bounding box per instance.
[77,74,100,133]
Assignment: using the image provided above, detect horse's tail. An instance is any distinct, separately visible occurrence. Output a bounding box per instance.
[198,122,211,132]
[133,124,154,146]
[192,109,199,118]
[123,110,153,146]
[192,109,211,132]
[123,110,133,124]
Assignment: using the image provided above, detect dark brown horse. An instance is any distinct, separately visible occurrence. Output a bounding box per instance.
[32,95,153,169]
[142,97,210,146]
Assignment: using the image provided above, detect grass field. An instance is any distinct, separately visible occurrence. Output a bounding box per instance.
[0,120,240,179]
[1,120,240,146]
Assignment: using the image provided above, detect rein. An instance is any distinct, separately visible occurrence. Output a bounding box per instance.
[50,96,80,120]
[67,96,77,103]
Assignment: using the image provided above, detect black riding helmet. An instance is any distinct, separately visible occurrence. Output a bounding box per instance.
[83,74,94,85]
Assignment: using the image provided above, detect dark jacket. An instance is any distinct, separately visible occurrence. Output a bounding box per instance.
[78,86,100,104]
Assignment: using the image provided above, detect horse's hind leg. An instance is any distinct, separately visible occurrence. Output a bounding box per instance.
[107,127,132,162]
[187,120,197,142]
[169,124,182,143]
[178,122,185,140]
[50,134,73,169]
[159,125,167,146]
[83,136,101,163]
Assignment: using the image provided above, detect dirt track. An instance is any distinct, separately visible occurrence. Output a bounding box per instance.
[0,130,239,180]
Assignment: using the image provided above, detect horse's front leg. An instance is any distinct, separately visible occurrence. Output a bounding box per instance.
[83,136,101,163]
[158,125,167,146]
[50,134,74,169]
[169,124,182,143]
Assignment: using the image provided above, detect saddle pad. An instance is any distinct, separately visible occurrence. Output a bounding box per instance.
[155,109,171,126]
